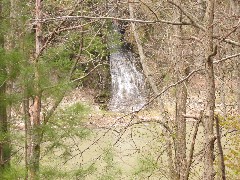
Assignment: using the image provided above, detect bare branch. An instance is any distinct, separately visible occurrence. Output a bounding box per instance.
[139,0,159,20]
[167,0,205,31]
[218,19,240,44]
[140,68,203,110]
[221,38,240,47]
[213,52,240,64]
[129,2,165,111]
[185,116,202,180]
[168,1,240,47]
[71,64,102,83]
[36,0,84,58]
[183,114,199,120]
[33,15,191,25]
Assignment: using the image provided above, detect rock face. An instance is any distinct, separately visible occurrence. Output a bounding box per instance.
[108,22,147,112]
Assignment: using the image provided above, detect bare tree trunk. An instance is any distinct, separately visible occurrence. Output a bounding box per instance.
[128,2,165,112]
[238,63,240,115]
[28,0,42,179]
[230,0,240,115]
[203,1,216,179]
[172,1,188,179]
[129,2,177,178]
[215,115,226,180]
[166,135,176,180]
[0,0,11,172]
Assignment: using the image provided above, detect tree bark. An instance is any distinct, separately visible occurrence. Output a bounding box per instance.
[238,63,240,115]
[203,1,216,179]
[173,1,188,179]
[28,0,42,179]
[229,0,240,115]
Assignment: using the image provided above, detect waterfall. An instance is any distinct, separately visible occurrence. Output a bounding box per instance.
[108,22,147,112]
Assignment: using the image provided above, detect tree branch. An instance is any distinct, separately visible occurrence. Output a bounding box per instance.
[167,0,205,31]
[220,38,240,47]
[168,1,240,47]
[33,15,191,25]
[139,68,203,111]
[36,0,84,58]
[213,52,240,64]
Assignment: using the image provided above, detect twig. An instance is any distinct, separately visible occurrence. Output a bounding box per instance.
[183,114,199,120]
[218,19,240,44]
[63,111,137,164]
[213,52,240,64]
[167,0,205,31]
[128,119,172,134]
[139,68,202,111]
[168,0,240,47]
[221,38,240,47]
[37,0,84,58]
[71,63,102,83]
[139,0,159,21]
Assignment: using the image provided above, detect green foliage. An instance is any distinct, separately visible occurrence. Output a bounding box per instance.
[43,103,91,158]
[19,61,35,96]
[0,165,25,180]
[0,0,11,35]
[98,146,122,180]
[0,48,7,83]
[38,43,77,99]
[5,50,24,80]
[0,48,24,106]
[134,155,159,178]
[0,48,25,81]
[220,115,240,179]
[83,36,108,59]
[41,44,73,79]
[40,166,69,180]
[74,164,97,179]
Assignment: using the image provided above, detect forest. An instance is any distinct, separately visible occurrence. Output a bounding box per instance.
[0,0,240,179]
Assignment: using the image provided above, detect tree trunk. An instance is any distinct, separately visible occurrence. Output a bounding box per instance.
[128,2,165,112]
[175,55,188,180]
[28,0,42,179]
[203,1,216,179]
[0,0,11,172]
[229,0,240,115]
[173,1,188,179]
[238,63,240,115]
[215,115,226,180]
[129,2,176,178]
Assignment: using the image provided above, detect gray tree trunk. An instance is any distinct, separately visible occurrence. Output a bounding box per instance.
[203,1,216,179]
[173,1,188,179]
[229,0,240,115]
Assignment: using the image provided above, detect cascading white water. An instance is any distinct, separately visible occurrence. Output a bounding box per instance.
[109,48,147,112]
[107,21,147,112]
